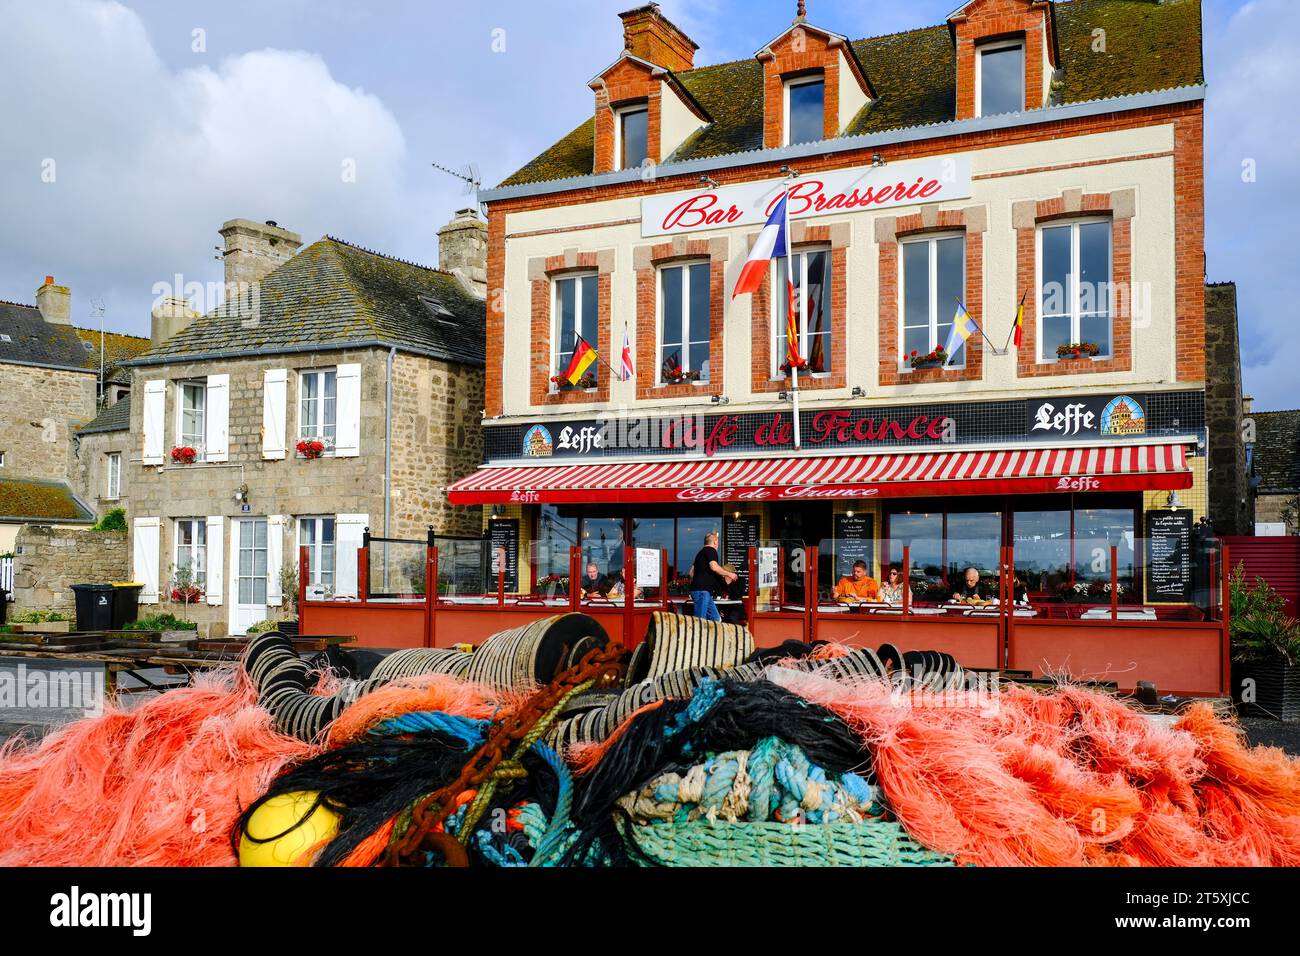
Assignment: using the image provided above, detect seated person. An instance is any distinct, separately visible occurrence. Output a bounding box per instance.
[879,565,905,604]
[579,561,611,598]
[1010,572,1029,605]
[952,566,991,602]
[605,571,643,602]
[833,560,880,603]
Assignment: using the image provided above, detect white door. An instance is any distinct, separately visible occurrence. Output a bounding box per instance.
[230,518,269,635]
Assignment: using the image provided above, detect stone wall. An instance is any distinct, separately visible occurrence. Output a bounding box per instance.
[1256,493,1298,535]
[1205,283,1250,535]
[70,427,133,520]
[0,363,96,482]
[11,526,128,614]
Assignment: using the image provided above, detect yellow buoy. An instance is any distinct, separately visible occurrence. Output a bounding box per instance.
[238,791,341,867]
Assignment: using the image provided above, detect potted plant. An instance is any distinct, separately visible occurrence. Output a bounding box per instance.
[123,612,198,643]
[1229,565,1300,721]
[295,436,333,459]
[170,446,198,464]
[6,609,72,634]
[168,564,204,620]
[1056,342,1101,360]
[909,346,949,370]
[551,372,597,392]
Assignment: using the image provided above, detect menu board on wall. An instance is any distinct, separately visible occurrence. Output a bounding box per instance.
[723,515,761,593]
[834,514,875,581]
[1145,510,1192,602]
[488,519,519,593]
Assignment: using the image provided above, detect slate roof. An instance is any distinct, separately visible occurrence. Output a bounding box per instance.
[0,300,95,371]
[76,396,131,436]
[72,328,151,383]
[132,237,487,367]
[501,0,1205,187]
[1254,410,1300,494]
[0,478,95,523]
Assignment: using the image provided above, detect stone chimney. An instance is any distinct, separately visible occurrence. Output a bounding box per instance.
[218,218,302,291]
[619,3,697,71]
[437,208,488,298]
[35,276,71,325]
[1243,395,1254,416]
[151,295,200,348]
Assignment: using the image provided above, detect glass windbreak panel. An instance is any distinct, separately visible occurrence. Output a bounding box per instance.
[945,512,1001,587]
[787,79,824,145]
[676,517,722,578]
[527,541,572,602]
[1013,511,1070,594]
[888,513,944,599]
[1073,508,1136,602]
[437,540,488,600]
[536,505,577,584]
[979,43,1024,116]
[369,538,426,598]
[579,518,624,595]
[819,537,882,607]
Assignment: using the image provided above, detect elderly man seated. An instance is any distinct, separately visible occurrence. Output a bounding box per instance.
[833,560,880,603]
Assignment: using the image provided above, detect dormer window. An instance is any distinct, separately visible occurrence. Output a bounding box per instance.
[616,104,649,170]
[977,40,1025,117]
[784,76,825,145]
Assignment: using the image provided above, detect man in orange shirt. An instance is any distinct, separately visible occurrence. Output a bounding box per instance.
[834,560,880,603]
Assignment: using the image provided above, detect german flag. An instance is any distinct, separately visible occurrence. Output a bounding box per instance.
[557,334,597,385]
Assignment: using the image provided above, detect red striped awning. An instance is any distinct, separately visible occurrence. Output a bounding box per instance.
[447,442,1191,505]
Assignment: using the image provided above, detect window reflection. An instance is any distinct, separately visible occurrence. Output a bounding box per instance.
[1074,508,1136,598]
[1013,511,1071,592]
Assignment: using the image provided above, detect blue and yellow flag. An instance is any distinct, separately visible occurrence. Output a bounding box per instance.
[943,302,981,364]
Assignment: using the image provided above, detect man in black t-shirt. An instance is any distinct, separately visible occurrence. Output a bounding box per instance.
[689,531,735,622]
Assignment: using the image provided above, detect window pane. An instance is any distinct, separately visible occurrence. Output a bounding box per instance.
[1041,226,1071,315]
[580,275,599,385]
[630,517,674,576]
[1081,313,1110,354]
[946,513,1001,581]
[936,236,964,348]
[687,263,710,346]
[556,277,577,374]
[1078,221,1111,350]
[1074,508,1136,595]
[322,518,335,544]
[902,242,929,338]
[300,519,316,547]
[804,251,831,373]
[903,325,931,357]
[661,267,683,369]
[773,257,789,372]
[688,342,710,380]
[581,518,624,577]
[1013,511,1071,592]
[787,80,824,145]
[323,370,337,435]
[620,108,648,169]
[889,513,943,581]
[677,517,722,578]
[537,506,579,580]
[979,44,1024,116]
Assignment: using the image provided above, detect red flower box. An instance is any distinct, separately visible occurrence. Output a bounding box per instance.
[170,446,198,464]
[296,439,327,460]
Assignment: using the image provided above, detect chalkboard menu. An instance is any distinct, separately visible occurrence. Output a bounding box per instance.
[488,518,519,592]
[723,515,761,593]
[834,514,875,580]
[1145,509,1192,602]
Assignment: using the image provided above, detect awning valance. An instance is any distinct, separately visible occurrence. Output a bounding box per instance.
[448,443,1192,505]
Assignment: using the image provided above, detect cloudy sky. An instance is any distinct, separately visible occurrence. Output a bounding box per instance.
[0,0,1294,408]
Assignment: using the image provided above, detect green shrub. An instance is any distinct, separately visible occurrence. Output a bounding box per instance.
[124,613,198,632]
[1230,564,1300,666]
[10,609,70,624]
[245,619,285,634]
[92,508,127,532]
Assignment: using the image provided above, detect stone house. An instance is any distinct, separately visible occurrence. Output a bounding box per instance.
[0,278,148,553]
[1252,409,1299,534]
[121,212,487,636]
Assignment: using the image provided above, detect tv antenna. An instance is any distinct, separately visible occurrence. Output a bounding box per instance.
[431,160,483,210]
[88,297,106,402]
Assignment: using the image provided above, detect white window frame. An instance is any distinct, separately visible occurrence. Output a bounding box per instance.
[975,38,1026,118]
[614,103,650,171]
[297,368,338,453]
[550,271,600,393]
[297,516,336,597]
[770,246,833,378]
[783,75,826,147]
[657,260,711,385]
[898,232,967,370]
[175,379,207,458]
[105,452,121,500]
[174,517,207,589]
[0,451,6,468]
[1036,217,1114,363]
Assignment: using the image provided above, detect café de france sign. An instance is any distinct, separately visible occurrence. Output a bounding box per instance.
[641,154,973,238]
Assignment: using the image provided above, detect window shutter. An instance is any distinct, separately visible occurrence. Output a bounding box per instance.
[133,517,161,603]
[205,517,224,606]
[205,374,230,462]
[334,513,368,599]
[262,369,287,459]
[267,514,285,607]
[142,380,166,465]
[334,363,361,457]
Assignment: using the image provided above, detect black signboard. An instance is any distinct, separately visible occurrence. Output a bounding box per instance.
[1025,394,1151,441]
[487,518,519,593]
[834,513,875,581]
[1145,509,1193,602]
[723,515,761,593]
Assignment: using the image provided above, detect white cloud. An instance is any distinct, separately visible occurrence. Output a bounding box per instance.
[0,0,411,331]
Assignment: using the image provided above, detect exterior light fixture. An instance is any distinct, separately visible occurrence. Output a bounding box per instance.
[872,152,886,168]
[1167,491,1183,511]
[851,386,866,398]
[699,174,720,188]
[711,394,729,405]
[780,164,800,179]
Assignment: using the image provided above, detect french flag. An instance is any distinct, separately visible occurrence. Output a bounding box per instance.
[732,191,789,298]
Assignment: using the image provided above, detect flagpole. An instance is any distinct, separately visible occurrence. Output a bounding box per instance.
[784,182,802,451]
[955,297,1003,355]
[1004,288,1029,352]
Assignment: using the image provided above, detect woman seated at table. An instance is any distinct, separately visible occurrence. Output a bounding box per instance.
[833,560,880,603]
[605,572,643,602]
[878,565,905,604]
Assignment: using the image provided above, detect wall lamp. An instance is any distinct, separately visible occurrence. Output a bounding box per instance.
[699,174,720,188]
[711,394,730,405]
[851,386,866,398]
[1166,491,1183,511]
[871,151,886,168]
[780,165,801,179]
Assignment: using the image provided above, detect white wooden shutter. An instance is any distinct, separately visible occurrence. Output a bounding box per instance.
[262,369,287,460]
[267,514,286,607]
[142,380,166,465]
[205,373,229,462]
[334,513,368,599]
[133,517,161,603]
[205,516,224,606]
[334,363,361,458]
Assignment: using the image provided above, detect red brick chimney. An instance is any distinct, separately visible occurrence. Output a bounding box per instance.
[618,4,697,72]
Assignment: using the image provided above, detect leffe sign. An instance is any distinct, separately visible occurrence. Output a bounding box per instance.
[641,155,973,238]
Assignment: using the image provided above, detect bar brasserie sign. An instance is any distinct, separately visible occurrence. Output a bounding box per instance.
[641,155,973,238]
